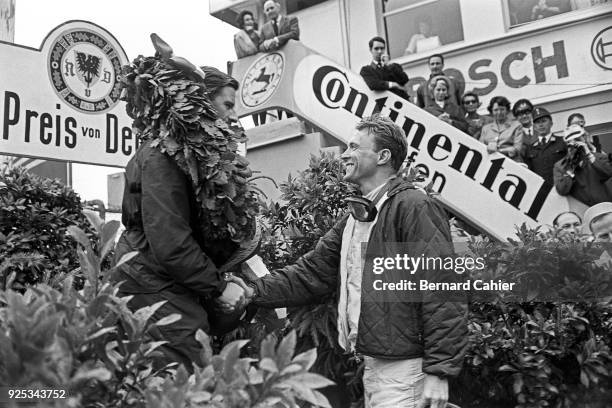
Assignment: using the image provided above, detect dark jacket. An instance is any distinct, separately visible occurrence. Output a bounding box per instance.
[424,100,468,133]
[259,14,300,50]
[554,152,612,206]
[360,62,410,101]
[252,179,468,377]
[523,135,567,186]
[114,142,231,296]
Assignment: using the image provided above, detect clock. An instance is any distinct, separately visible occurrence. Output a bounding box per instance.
[241,52,284,107]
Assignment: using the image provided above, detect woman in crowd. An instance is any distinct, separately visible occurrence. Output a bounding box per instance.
[233,10,261,59]
[480,96,523,160]
[424,76,468,132]
[462,91,492,139]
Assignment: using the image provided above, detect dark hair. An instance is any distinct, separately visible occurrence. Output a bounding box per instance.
[200,66,239,98]
[512,98,534,116]
[236,10,257,30]
[369,36,386,49]
[552,211,582,227]
[567,112,585,126]
[428,53,444,65]
[355,114,407,172]
[461,91,479,104]
[487,96,511,114]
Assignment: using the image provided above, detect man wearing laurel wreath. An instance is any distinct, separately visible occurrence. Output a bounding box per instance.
[112,35,261,370]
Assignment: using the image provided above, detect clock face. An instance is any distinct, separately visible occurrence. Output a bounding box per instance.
[241,53,284,107]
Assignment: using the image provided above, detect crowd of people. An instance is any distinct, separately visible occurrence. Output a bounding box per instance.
[358,38,612,213]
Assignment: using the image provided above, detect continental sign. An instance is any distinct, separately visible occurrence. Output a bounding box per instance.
[231,41,585,241]
[0,20,134,167]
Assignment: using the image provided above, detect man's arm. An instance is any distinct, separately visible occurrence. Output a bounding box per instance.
[402,196,468,378]
[275,15,300,47]
[591,152,612,176]
[553,160,574,195]
[141,148,226,296]
[360,66,391,91]
[250,215,347,308]
[388,63,409,86]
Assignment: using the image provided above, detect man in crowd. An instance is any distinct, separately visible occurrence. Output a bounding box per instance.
[523,107,566,186]
[584,202,612,242]
[230,115,467,408]
[554,123,612,206]
[513,98,536,146]
[359,36,410,101]
[259,0,299,52]
[114,62,247,370]
[416,54,461,108]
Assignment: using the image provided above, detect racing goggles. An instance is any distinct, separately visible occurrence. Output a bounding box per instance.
[345,195,378,222]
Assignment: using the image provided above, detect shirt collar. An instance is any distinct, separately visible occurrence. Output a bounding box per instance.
[539,132,552,144]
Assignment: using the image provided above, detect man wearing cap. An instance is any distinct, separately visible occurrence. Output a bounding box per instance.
[553,123,612,206]
[228,115,468,408]
[584,202,612,242]
[522,106,567,186]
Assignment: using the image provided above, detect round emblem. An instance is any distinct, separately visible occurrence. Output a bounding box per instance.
[241,53,284,107]
[48,29,123,113]
[591,26,612,71]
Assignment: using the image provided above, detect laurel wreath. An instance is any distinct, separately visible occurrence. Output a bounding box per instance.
[120,55,261,243]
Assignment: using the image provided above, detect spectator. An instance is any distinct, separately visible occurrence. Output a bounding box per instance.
[479,96,523,160]
[231,114,467,408]
[531,0,564,20]
[360,36,410,101]
[259,0,299,52]
[424,77,468,132]
[553,124,612,206]
[233,10,266,126]
[512,98,536,146]
[462,92,493,139]
[522,106,567,186]
[583,202,612,242]
[552,210,582,237]
[404,15,441,55]
[234,10,261,59]
[568,112,602,152]
[416,54,462,108]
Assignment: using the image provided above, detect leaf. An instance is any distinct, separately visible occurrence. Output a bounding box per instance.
[287,372,335,389]
[82,209,103,233]
[100,220,121,260]
[115,251,138,268]
[259,357,279,373]
[67,225,91,249]
[276,330,297,369]
[291,348,317,371]
[85,326,116,341]
[153,313,182,327]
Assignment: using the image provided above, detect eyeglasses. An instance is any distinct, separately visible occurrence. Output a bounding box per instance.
[463,100,478,105]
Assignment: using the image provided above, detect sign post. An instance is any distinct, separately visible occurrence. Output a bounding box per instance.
[0,20,133,168]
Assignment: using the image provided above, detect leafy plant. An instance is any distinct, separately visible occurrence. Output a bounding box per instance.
[0,163,93,290]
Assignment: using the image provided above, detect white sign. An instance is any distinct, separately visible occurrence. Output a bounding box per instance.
[0,21,135,167]
[404,18,612,105]
[232,42,585,241]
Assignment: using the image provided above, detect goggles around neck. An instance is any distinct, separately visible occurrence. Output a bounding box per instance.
[344,180,393,222]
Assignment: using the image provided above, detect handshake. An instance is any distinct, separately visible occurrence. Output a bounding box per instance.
[216,275,255,313]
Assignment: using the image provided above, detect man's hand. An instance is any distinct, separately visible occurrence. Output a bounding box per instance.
[261,39,276,51]
[417,374,448,408]
[389,81,403,90]
[216,281,246,313]
[227,275,255,302]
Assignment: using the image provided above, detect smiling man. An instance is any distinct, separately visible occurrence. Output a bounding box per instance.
[259,0,300,52]
[227,115,467,408]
